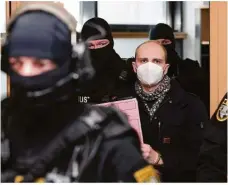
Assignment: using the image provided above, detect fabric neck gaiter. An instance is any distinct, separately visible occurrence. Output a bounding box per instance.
[89,45,113,73]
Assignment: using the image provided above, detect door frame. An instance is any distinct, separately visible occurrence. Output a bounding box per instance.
[209,2,227,116]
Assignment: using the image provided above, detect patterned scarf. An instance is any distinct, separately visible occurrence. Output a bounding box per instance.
[135,75,171,120]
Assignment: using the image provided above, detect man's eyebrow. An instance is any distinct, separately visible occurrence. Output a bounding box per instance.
[137,57,148,60]
[98,41,106,43]
[97,40,108,43]
[137,57,164,61]
[153,57,163,61]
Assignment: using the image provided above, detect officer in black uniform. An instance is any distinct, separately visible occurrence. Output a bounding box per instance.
[79,17,127,104]
[1,3,158,182]
[197,93,227,182]
[149,23,209,111]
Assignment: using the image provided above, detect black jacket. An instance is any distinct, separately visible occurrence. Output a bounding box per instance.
[197,93,227,182]
[77,59,129,104]
[176,58,209,112]
[1,98,157,182]
[117,80,209,182]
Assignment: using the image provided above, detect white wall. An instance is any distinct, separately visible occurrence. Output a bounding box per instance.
[0,0,7,99]
[98,1,166,59]
[99,1,207,61]
[114,38,148,58]
[183,1,205,61]
[98,1,166,25]
[61,1,81,32]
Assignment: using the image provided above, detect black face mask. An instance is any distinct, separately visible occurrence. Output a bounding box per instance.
[9,60,73,108]
[10,60,71,91]
[89,44,113,73]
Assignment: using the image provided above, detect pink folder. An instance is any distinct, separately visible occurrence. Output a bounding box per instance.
[96,98,143,144]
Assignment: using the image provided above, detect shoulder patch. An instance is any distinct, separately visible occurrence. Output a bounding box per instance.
[133,165,159,183]
[216,98,228,122]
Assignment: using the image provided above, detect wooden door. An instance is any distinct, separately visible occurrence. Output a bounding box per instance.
[210,2,227,116]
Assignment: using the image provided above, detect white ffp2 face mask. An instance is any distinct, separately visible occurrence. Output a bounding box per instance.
[136,62,164,86]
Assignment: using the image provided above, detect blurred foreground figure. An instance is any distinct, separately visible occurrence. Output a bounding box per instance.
[197,93,227,182]
[1,3,158,182]
[149,23,209,111]
[80,18,126,103]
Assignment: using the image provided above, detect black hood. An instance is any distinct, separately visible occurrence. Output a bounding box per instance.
[2,11,80,106]
[81,17,114,47]
[81,18,122,74]
[80,18,124,100]
[149,23,181,77]
[149,23,175,48]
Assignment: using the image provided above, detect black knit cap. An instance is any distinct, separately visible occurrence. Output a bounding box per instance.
[7,11,72,67]
[149,23,175,48]
[81,17,114,48]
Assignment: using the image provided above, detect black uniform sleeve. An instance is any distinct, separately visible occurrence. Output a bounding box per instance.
[1,98,12,172]
[98,135,159,182]
[197,93,227,182]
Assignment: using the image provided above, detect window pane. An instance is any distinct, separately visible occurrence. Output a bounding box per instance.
[98,1,167,25]
[62,1,81,31]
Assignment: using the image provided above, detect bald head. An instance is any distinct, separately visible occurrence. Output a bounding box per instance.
[135,40,167,63]
[132,40,169,76]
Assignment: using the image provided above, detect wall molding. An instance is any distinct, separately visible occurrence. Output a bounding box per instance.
[112,32,187,39]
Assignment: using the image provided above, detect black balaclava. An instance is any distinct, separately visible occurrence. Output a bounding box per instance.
[81,17,122,74]
[5,11,73,104]
[80,17,123,100]
[149,23,182,77]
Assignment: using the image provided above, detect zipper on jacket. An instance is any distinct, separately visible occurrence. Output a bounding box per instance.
[156,96,171,141]
[158,121,161,141]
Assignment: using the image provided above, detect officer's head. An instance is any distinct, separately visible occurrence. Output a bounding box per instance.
[133,41,169,88]
[81,17,118,73]
[149,23,181,77]
[149,23,175,49]
[81,17,114,49]
[1,2,94,103]
[8,11,71,78]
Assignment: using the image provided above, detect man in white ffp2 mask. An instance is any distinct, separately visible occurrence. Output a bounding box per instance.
[132,41,169,90]
[125,40,208,182]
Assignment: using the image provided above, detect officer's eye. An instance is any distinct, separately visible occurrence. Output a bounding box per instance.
[9,59,17,65]
[97,42,108,48]
[88,43,95,49]
[34,61,45,67]
[9,58,21,67]
[34,59,53,68]
[100,42,107,46]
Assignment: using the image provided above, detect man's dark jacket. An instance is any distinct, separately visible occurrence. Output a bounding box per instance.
[116,80,209,182]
